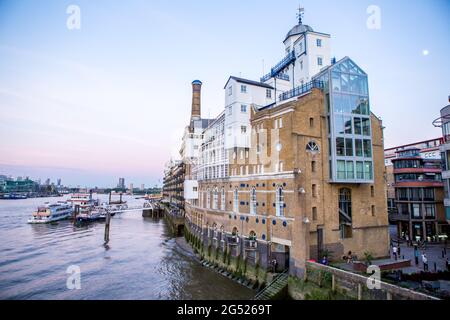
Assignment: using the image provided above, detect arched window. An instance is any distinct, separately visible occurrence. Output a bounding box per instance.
[307,141,320,153]
[249,230,257,240]
[232,227,239,236]
[276,186,284,217]
[250,187,257,215]
[339,188,352,239]
[206,189,211,209]
[213,187,218,210]
[221,188,226,211]
[233,188,239,213]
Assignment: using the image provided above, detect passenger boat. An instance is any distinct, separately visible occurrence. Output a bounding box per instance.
[68,193,99,215]
[76,207,107,222]
[28,202,73,224]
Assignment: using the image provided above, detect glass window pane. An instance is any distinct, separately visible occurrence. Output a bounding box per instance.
[363,140,372,157]
[341,74,349,92]
[336,138,345,156]
[332,72,341,92]
[335,115,345,134]
[355,139,363,157]
[337,160,346,179]
[345,138,353,156]
[346,161,354,179]
[364,161,373,180]
[356,161,364,179]
[354,118,362,135]
[362,118,371,136]
[344,116,352,134]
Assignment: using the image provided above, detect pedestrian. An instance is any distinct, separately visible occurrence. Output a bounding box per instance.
[422,253,428,272]
[414,246,419,265]
[397,243,401,256]
[346,251,353,264]
[405,235,409,247]
[392,245,398,261]
[321,255,328,266]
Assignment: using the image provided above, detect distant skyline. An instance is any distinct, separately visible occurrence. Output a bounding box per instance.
[1,0,449,187]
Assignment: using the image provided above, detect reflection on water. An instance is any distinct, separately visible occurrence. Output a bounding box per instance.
[0,195,254,300]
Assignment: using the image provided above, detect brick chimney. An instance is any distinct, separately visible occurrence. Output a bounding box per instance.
[191,80,202,121]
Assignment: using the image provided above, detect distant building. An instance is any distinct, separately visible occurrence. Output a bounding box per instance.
[386,146,446,241]
[45,178,50,186]
[1,178,37,193]
[433,97,450,229]
[141,184,145,191]
[117,178,125,189]
[129,183,134,191]
[57,178,61,186]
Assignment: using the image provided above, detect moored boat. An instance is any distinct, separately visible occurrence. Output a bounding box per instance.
[28,202,73,224]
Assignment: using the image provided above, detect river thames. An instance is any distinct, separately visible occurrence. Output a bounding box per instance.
[0,195,254,299]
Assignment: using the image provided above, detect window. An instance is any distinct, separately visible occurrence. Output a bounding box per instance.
[241,104,247,113]
[354,118,362,135]
[425,204,435,218]
[207,189,211,208]
[339,188,352,238]
[311,161,317,173]
[221,188,226,211]
[233,188,239,213]
[241,126,247,134]
[300,60,303,70]
[318,57,323,66]
[307,141,320,152]
[276,187,284,217]
[312,184,317,197]
[346,161,354,179]
[241,85,247,93]
[355,139,363,157]
[337,160,346,179]
[213,188,218,210]
[336,138,345,156]
[316,39,322,47]
[228,86,232,96]
[411,203,421,218]
[266,89,272,98]
[364,161,373,180]
[250,188,257,215]
[312,207,318,221]
[371,205,375,216]
[310,117,314,128]
[371,186,374,197]
[363,140,372,157]
[362,118,371,136]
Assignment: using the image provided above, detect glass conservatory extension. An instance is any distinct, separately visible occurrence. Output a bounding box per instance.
[315,57,374,183]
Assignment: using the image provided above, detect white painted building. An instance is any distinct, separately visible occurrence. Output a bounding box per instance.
[224,76,275,149]
[261,13,331,98]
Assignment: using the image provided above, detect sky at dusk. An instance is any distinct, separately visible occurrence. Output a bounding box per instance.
[0,0,449,187]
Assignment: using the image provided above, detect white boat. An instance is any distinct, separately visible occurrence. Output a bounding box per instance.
[68,193,99,215]
[76,207,107,222]
[28,202,73,224]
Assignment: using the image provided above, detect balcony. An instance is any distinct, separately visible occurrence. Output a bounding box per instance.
[279,79,324,102]
[244,239,258,251]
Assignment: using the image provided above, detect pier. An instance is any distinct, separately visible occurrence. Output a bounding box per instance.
[142,201,164,218]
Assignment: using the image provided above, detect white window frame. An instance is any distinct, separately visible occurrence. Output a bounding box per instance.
[276,186,284,217]
[241,104,247,113]
[241,85,247,93]
[233,188,239,213]
[207,189,211,209]
[213,188,218,210]
[221,188,226,211]
[250,188,257,215]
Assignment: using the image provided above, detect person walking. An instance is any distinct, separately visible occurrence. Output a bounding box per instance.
[414,246,419,265]
[422,253,428,272]
[392,245,398,261]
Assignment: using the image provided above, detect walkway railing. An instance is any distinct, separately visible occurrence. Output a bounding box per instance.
[279,79,324,102]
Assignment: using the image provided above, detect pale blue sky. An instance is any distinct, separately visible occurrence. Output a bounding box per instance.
[0,0,449,187]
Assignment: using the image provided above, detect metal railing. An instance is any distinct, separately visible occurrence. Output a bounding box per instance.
[279,79,324,102]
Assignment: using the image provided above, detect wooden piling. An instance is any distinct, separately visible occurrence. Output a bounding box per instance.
[104,211,111,244]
